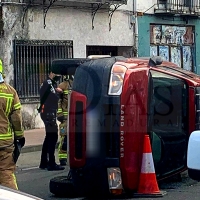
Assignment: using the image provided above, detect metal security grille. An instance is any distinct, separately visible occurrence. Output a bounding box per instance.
[157,0,200,12]
[13,40,73,103]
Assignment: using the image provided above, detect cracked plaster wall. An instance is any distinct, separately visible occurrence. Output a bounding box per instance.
[0,5,43,130]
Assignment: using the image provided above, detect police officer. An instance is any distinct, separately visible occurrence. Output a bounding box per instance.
[0,59,25,190]
[57,75,73,166]
[39,71,65,171]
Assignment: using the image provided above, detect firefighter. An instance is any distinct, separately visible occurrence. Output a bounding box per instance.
[57,75,73,166]
[0,59,25,190]
[39,71,65,171]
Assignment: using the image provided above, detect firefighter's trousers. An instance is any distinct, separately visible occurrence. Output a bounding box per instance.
[58,121,67,162]
[0,145,18,190]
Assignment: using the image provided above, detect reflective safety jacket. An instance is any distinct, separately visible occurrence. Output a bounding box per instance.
[57,80,72,120]
[0,82,24,147]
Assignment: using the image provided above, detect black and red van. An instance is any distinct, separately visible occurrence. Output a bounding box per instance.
[49,56,200,197]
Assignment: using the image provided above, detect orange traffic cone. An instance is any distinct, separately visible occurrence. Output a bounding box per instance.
[134,134,166,197]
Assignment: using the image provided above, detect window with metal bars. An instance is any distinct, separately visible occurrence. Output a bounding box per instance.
[13,40,73,103]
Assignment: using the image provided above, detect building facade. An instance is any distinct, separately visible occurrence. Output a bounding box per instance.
[0,0,135,129]
[136,0,200,74]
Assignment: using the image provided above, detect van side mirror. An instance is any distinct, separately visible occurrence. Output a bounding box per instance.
[187,131,200,180]
[148,56,163,67]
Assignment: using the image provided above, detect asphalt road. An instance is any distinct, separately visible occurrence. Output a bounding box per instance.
[15,151,200,200]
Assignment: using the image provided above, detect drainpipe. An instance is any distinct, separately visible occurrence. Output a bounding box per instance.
[133,0,138,57]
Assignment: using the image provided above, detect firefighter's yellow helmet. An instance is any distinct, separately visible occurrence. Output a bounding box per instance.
[0,59,5,78]
[0,59,2,73]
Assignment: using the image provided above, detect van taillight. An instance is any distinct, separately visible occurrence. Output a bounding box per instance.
[75,101,83,159]
[69,91,86,168]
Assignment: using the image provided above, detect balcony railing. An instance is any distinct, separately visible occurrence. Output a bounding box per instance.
[155,0,200,15]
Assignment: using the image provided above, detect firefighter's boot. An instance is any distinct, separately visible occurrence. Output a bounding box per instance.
[60,159,67,166]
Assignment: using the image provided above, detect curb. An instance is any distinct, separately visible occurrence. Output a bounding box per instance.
[21,143,59,154]
[21,145,42,153]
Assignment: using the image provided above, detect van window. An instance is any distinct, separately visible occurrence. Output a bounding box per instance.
[148,70,189,177]
[150,70,188,132]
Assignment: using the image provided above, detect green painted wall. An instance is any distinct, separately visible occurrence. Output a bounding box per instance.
[137,14,200,74]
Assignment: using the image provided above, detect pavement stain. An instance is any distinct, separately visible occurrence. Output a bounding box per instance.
[159,171,199,190]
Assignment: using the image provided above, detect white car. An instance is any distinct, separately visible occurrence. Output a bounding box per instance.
[187,131,200,181]
[0,185,43,200]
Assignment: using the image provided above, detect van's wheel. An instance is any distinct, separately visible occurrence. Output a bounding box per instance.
[49,176,76,197]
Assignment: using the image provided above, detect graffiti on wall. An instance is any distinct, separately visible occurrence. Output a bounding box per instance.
[150,24,194,71]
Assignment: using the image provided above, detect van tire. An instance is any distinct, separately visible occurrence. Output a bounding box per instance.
[49,176,76,197]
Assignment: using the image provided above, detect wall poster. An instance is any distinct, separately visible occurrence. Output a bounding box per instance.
[171,47,181,67]
[173,26,186,45]
[183,46,192,71]
[150,25,162,44]
[159,46,169,61]
[183,27,194,45]
[150,45,158,57]
[161,25,174,44]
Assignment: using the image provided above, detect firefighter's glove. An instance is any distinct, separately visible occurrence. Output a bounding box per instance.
[13,137,25,163]
[57,115,65,123]
[15,137,25,148]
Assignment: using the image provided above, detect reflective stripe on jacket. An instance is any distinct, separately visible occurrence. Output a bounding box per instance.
[0,82,24,145]
[57,80,72,119]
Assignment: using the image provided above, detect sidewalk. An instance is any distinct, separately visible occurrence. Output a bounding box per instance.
[22,128,46,153]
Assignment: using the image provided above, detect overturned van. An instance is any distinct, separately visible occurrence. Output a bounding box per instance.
[50,56,200,197]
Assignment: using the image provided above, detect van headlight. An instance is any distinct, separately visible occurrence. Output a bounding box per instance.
[108,65,127,95]
[107,168,123,195]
